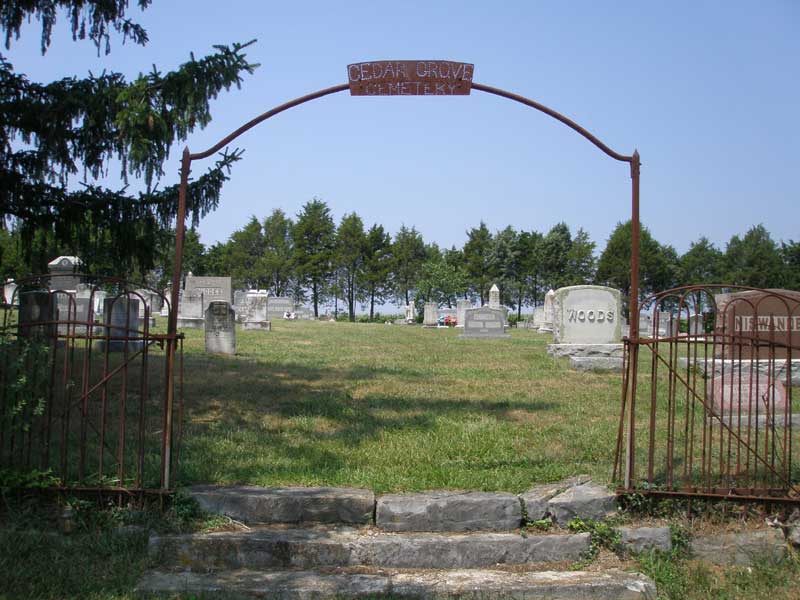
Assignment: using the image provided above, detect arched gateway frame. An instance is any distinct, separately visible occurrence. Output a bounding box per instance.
[164,60,643,490]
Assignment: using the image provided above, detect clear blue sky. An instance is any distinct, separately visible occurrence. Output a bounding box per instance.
[6,0,799,255]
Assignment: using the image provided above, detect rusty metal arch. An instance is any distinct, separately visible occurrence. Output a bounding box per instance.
[163,81,642,488]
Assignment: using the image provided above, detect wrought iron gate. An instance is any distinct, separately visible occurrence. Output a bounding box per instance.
[615,285,799,503]
[0,275,184,496]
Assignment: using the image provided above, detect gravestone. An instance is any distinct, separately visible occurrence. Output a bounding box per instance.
[708,373,788,416]
[548,285,623,372]
[458,306,510,339]
[688,314,705,337]
[160,288,171,317]
[638,313,653,337]
[184,275,232,312]
[177,292,205,329]
[205,301,236,355]
[3,279,16,305]
[714,289,800,359]
[532,306,544,328]
[456,299,472,328]
[238,291,270,331]
[656,313,679,338]
[405,304,415,323]
[539,289,556,333]
[100,297,142,351]
[18,290,54,338]
[488,284,501,310]
[423,302,438,327]
[266,296,295,319]
[552,286,622,345]
[47,256,83,292]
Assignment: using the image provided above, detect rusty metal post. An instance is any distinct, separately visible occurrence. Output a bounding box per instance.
[162,147,192,490]
[625,150,641,488]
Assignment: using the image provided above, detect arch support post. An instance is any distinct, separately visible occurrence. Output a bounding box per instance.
[162,146,192,489]
[625,149,641,489]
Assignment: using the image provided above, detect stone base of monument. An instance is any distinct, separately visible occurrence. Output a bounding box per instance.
[677,357,800,386]
[242,320,271,331]
[569,356,624,372]
[537,325,553,333]
[177,317,204,330]
[148,316,156,328]
[547,343,624,358]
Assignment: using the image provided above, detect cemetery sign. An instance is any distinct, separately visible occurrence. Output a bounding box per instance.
[348,60,474,96]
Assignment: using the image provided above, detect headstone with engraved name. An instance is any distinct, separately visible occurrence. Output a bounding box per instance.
[423,302,438,327]
[205,301,236,355]
[266,296,295,319]
[552,286,622,345]
[708,373,788,416]
[714,289,800,359]
[458,306,510,338]
[548,285,623,371]
[184,275,232,312]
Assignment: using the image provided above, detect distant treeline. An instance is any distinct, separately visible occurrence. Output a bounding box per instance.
[1,198,797,321]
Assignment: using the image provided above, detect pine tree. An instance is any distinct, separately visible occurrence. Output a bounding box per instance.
[463,221,493,305]
[335,212,367,321]
[0,2,258,276]
[292,199,335,317]
[262,209,294,296]
[391,225,426,306]
[362,224,393,320]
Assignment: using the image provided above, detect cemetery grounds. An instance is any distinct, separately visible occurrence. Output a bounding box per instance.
[2,319,800,599]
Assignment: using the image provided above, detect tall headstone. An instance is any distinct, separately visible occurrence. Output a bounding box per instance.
[205,301,236,355]
[456,299,472,328]
[405,303,415,323]
[100,297,141,351]
[458,306,510,339]
[239,292,271,331]
[423,302,438,327]
[638,313,653,337]
[548,285,624,372]
[18,290,54,338]
[178,291,205,329]
[3,279,17,306]
[184,275,232,312]
[532,306,545,328]
[488,284,501,310]
[539,289,556,332]
[47,256,83,292]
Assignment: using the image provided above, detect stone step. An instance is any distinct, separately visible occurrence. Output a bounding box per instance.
[376,491,522,531]
[149,527,590,570]
[188,486,375,525]
[136,568,656,599]
[569,356,624,372]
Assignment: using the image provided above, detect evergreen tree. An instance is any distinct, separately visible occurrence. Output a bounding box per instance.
[262,209,294,296]
[487,226,520,309]
[565,228,596,285]
[292,199,335,317]
[414,257,468,308]
[0,2,257,276]
[596,220,679,316]
[226,216,265,289]
[335,212,367,321]
[518,230,544,308]
[463,221,493,305]
[781,240,800,290]
[391,225,426,305]
[724,224,785,288]
[362,224,393,320]
[540,222,572,290]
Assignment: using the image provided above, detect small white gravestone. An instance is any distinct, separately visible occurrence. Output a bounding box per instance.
[488,284,501,310]
[538,289,556,332]
[638,313,653,337]
[423,302,438,327]
[548,285,624,372]
[458,306,510,339]
[177,291,205,329]
[3,279,17,305]
[405,303,415,323]
[456,299,472,328]
[205,301,236,355]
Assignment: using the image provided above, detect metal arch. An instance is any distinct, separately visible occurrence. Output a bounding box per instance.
[164,83,643,484]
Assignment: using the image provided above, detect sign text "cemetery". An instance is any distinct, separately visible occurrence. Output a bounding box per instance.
[348,61,474,96]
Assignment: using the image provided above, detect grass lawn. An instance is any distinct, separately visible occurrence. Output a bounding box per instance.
[175,320,623,492]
